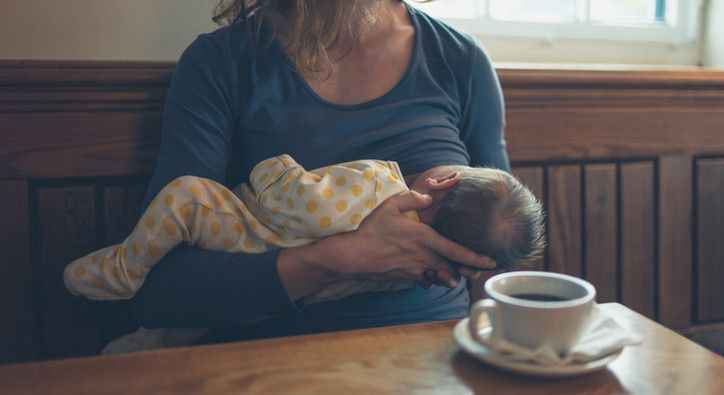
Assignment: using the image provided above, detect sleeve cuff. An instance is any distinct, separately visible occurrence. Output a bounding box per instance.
[262,249,305,314]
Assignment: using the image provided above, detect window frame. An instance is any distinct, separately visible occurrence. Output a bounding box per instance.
[412,0,700,45]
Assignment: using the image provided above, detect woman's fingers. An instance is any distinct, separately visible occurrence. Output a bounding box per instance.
[433,269,459,288]
[383,192,495,271]
[419,270,436,289]
[420,226,496,270]
[336,189,493,286]
[458,265,483,280]
[386,190,433,213]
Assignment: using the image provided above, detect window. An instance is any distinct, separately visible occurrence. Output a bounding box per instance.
[410,0,702,66]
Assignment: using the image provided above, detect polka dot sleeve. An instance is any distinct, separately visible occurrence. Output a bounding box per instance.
[249,155,411,241]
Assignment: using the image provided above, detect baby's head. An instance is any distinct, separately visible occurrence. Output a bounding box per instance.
[410,166,545,269]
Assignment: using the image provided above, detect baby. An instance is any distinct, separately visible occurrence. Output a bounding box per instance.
[64,154,544,352]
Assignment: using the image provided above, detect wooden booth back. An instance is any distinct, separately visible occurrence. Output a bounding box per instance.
[2,62,724,364]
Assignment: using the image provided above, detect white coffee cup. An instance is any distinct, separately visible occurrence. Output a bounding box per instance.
[469,271,596,355]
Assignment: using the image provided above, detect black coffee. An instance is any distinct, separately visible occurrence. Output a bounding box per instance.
[510,293,569,302]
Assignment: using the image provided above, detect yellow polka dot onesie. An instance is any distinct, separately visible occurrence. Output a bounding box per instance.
[64,154,416,306]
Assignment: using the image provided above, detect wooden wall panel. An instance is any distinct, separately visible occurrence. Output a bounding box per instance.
[0,181,35,363]
[695,158,724,323]
[511,166,546,270]
[511,167,545,203]
[36,186,100,358]
[0,112,162,179]
[103,184,147,244]
[3,62,724,363]
[546,165,582,277]
[658,155,693,329]
[505,107,724,162]
[500,68,724,163]
[620,162,656,319]
[584,164,618,303]
[98,184,147,345]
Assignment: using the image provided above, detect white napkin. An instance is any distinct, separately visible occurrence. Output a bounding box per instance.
[481,305,642,365]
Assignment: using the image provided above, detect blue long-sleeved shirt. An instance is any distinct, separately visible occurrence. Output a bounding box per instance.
[131,5,509,341]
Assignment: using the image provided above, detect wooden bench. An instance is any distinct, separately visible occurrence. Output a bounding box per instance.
[2,61,723,363]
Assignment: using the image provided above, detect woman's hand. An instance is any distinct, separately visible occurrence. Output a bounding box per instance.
[335,191,494,285]
[277,190,495,300]
[328,191,495,283]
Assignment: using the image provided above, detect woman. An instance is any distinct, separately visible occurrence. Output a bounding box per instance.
[131,0,508,342]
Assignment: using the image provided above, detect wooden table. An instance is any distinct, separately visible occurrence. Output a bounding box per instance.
[1,303,722,394]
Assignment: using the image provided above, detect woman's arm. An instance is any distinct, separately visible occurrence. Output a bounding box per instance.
[131,34,308,328]
[459,38,510,172]
[278,190,496,300]
[450,38,511,282]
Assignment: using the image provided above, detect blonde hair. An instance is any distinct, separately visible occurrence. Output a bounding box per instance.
[214,0,391,79]
[432,168,546,269]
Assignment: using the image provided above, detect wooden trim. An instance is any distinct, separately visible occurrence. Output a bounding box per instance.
[497,67,724,89]
[500,68,724,162]
[5,61,723,86]
[0,61,175,86]
[680,322,724,336]
[0,111,163,179]
[0,62,173,113]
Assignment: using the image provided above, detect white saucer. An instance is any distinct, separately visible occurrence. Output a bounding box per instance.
[453,317,622,378]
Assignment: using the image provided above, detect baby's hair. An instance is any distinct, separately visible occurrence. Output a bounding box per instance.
[432,168,545,269]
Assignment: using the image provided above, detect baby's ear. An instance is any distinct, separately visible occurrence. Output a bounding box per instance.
[425,171,461,191]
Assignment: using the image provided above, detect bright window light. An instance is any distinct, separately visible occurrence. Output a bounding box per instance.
[410,0,696,44]
[490,0,579,23]
[589,0,668,23]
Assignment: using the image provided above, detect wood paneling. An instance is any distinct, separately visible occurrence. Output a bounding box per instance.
[620,162,656,319]
[0,61,172,112]
[102,184,146,244]
[3,62,724,363]
[658,155,693,329]
[0,61,167,180]
[98,184,146,345]
[696,158,724,323]
[36,186,100,358]
[499,68,724,162]
[546,165,582,277]
[0,112,162,179]
[504,107,724,162]
[511,166,545,270]
[584,164,618,303]
[0,180,35,363]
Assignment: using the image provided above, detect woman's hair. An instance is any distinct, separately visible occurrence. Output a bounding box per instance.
[432,168,546,269]
[213,0,389,79]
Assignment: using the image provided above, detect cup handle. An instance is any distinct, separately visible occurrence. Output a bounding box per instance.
[469,298,504,348]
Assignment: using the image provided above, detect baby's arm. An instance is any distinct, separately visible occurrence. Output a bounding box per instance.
[248,154,410,242]
[249,155,416,304]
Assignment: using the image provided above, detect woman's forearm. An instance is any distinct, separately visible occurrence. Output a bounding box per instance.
[130,245,301,328]
[276,236,353,300]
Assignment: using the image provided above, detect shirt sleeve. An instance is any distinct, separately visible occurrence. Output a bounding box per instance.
[130,33,302,329]
[250,155,409,241]
[458,38,511,172]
